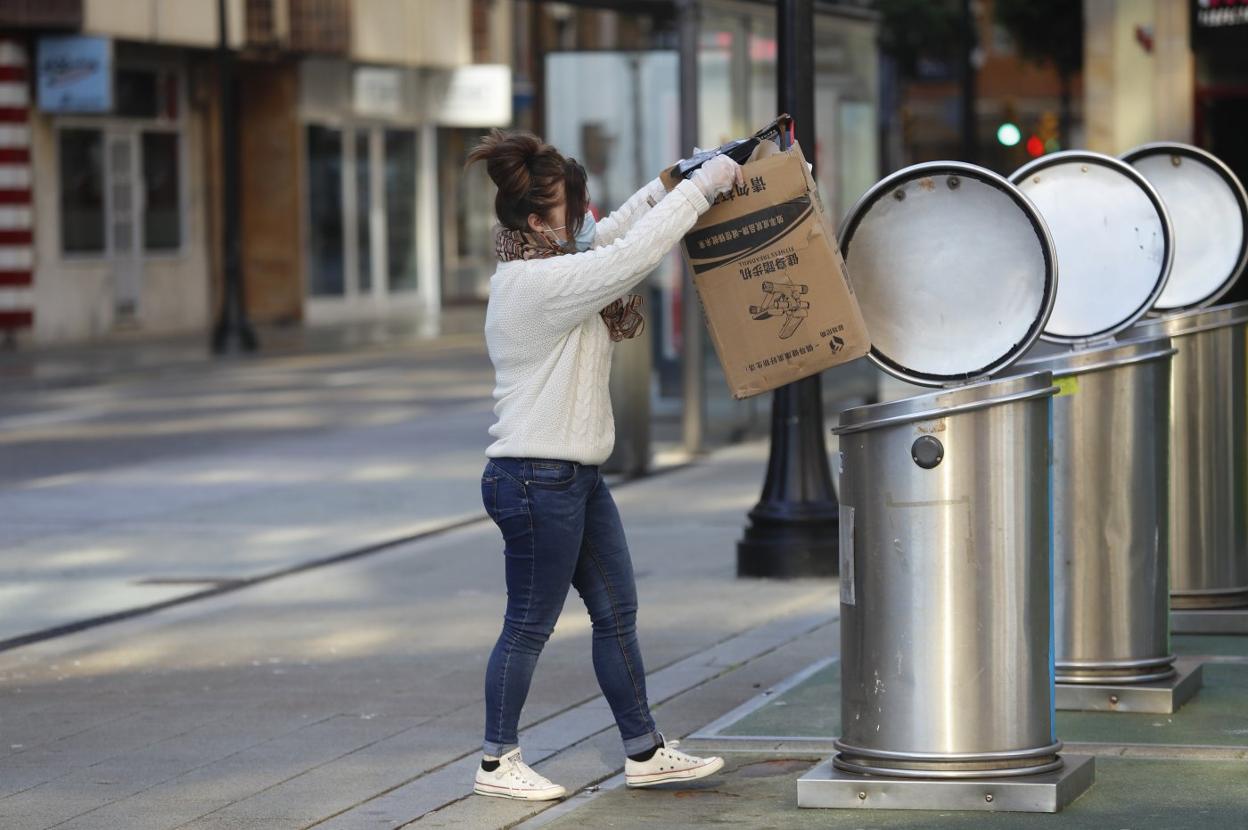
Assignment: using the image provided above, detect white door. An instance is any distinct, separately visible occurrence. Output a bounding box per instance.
[106,130,142,320]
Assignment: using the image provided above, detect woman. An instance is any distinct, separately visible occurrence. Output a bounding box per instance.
[467,130,744,801]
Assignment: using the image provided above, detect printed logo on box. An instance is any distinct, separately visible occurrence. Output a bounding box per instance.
[685,197,812,274]
[749,278,810,339]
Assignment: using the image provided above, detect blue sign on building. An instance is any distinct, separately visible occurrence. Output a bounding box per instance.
[37,36,112,114]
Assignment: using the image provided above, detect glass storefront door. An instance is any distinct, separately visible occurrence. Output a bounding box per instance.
[305,123,419,307]
[384,129,418,293]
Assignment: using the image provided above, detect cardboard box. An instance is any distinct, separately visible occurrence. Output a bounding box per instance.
[673,141,870,399]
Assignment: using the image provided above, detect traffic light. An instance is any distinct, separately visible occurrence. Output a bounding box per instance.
[997,99,1021,149]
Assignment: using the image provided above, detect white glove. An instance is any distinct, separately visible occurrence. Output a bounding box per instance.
[690,154,745,201]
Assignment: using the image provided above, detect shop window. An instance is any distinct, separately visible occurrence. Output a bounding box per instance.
[307,125,345,296]
[142,132,181,251]
[384,129,418,292]
[59,128,106,254]
[59,127,184,257]
[356,131,372,292]
[116,69,178,121]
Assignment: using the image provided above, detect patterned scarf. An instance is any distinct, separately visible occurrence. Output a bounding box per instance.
[494,226,645,342]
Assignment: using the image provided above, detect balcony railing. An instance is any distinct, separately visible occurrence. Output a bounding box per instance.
[245,0,348,54]
[245,0,280,48]
[288,0,349,54]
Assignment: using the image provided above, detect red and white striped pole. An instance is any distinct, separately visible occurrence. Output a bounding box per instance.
[0,36,33,336]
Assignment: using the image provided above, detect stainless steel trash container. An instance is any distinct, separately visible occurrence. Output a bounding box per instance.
[836,373,1059,777]
[1123,142,1248,613]
[832,162,1063,780]
[1022,340,1176,684]
[1009,152,1179,688]
[1132,303,1248,609]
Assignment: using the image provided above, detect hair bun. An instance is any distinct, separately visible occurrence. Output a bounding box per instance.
[466,129,588,236]
[469,129,548,192]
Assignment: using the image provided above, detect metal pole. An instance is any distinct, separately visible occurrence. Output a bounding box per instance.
[677,0,704,455]
[959,0,978,163]
[212,0,258,354]
[737,0,840,578]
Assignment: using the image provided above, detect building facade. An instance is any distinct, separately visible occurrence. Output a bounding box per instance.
[0,0,510,345]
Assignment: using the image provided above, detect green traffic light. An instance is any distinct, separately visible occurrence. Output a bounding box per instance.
[997,122,1022,147]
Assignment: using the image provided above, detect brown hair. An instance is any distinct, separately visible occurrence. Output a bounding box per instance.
[466,129,588,239]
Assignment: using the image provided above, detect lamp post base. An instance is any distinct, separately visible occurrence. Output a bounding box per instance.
[737,512,839,578]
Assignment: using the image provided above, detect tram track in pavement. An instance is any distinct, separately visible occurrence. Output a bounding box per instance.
[0,454,698,654]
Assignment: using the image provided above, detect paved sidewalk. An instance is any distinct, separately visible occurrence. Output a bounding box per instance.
[0,438,841,829]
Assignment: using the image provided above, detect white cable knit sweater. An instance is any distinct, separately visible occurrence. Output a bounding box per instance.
[484,177,712,464]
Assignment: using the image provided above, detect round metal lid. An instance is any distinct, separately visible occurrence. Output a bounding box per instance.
[1011,151,1173,345]
[838,161,1057,387]
[1120,142,1248,312]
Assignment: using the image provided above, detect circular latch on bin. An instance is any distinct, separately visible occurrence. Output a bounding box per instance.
[911,436,944,469]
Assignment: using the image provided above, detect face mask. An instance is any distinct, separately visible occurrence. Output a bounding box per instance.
[541,211,596,254]
[573,211,597,253]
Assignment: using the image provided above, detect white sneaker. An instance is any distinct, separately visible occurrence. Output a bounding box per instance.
[473,748,567,801]
[624,737,724,788]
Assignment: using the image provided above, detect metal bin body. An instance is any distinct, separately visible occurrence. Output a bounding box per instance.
[1133,303,1248,609]
[835,372,1059,778]
[1023,339,1176,683]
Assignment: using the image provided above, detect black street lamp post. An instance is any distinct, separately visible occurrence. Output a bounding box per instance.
[212,0,258,355]
[736,0,840,578]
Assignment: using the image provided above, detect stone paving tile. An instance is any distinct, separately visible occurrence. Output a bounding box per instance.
[0,703,147,758]
[43,713,428,830]
[0,709,344,826]
[177,709,486,827]
[0,705,238,798]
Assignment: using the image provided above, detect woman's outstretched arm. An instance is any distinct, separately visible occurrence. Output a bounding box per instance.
[530,179,710,332]
[592,177,670,249]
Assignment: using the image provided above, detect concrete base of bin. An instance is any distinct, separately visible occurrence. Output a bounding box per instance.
[1171,608,1248,635]
[1055,660,1203,713]
[796,754,1095,813]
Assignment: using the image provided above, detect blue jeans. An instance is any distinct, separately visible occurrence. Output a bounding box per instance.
[481,456,661,757]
